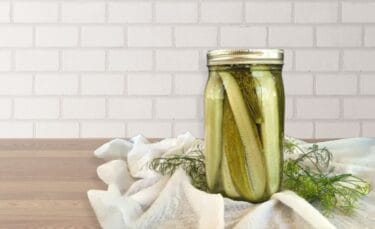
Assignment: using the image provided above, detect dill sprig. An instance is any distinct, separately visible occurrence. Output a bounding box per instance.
[149,142,208,191]
[283,140,371,215]
[149,139,371,215]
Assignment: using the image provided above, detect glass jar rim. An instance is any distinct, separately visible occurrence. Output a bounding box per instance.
[207,49,284,66]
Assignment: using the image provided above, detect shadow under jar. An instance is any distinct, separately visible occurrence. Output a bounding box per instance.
[204,49,285,202]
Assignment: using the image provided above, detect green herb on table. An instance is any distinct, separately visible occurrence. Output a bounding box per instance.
[149,140,371,215]
[149,142,208,191]
[283,140,371,215]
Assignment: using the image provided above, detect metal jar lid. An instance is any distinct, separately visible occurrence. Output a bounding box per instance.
[207,49,284,66]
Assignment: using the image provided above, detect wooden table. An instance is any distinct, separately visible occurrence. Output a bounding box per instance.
[0,138,325,228]
[0,139,112,228]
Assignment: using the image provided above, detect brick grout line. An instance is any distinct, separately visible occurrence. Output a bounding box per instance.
[266,26,269,47]
[123,73,128,96]
[216,26,221,48]
[241,0,245,24]
[312,121,316,139]
[78,121,82,138]
[58,50,63,71]
[32,120,36,138]
[357,72,361,95]
[57,0,62,23]
[339,97,344,119]
[105,96,109,119]
[361,24,365,47]
[104,0,109,24]
[312,73,316,96]
[197,0,201,24]
[9,0,13,23]
[4,47,375,51]
[291,1,295,24]
[337,0,341,24]
[3,22,375,26]
[123,121,128,138]
[10,98,15,119]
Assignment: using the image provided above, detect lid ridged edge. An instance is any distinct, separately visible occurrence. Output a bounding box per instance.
[207,49,284,66]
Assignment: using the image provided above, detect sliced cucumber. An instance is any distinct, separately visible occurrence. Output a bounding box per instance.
[220,149,241,198]
[252,68,283,195]
[204,71,224,190]
[219,71,266,201]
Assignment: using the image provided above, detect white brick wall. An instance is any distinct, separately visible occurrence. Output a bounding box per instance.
[127,122,172,138]
[360,74,375,95]
[0,51,12,71]
[35,74,78,95]
[220,26,267,47]
[294,2,338,23]
[128,26,172,47]
[0,26,33,47]
[315,122,360,139]
[0,99,12,119]
[81,122,125,138]
[155,2,197,23]
[175,26,217,47]
[0,2,10,23]
[245,2,292,23]
[62,2,105,23]
[36,26,79,47]
[155,50,199,71]
[295,50,339,72]
[14,98,59,119]
[62,98,106,119]
[0,74,33,95]
[296,98,340,119]
[315,74,357,95]
[81,74,124,95]
[81,26,124,47]
[109,2,152,23]
[342,2,375,23]
[109,50,153,71]
[0,0,374,139]
[127,74,171,95]
[13,2,59,23]
[283,73,313,95]
[201,2,242,23]
[155,98,197,119]
[316,26,362,47]
[269,26,313,47]
[63,50,105,71]
[344,98,375,119]
[36,122,79,138]
[16,50,59,71]
[365,27,375,47]
[108,98,152,119]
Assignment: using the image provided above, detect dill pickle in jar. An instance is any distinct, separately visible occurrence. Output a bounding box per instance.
[204,49,285,202]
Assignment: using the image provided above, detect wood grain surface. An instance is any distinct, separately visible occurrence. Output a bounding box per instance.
[0,138,325,228]
[0,139,111,229]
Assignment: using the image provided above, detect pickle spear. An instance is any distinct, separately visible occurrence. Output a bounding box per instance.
[253,67,283,195]
[221,150,241,198]
[219,71,266,201]
[204,71,224,191]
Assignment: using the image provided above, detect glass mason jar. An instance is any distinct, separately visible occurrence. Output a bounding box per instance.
[204,49,285,202]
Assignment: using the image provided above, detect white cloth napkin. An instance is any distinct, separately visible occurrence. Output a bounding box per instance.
[87,133,375,229]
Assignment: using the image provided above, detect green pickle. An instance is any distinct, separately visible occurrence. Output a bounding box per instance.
[204,49,285,202]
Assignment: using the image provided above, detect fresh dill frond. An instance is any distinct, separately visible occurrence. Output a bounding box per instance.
[149,142,208,191]
[283,140,371,215]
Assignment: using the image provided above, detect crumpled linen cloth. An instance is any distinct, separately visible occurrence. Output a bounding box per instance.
[87,132,375,229]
